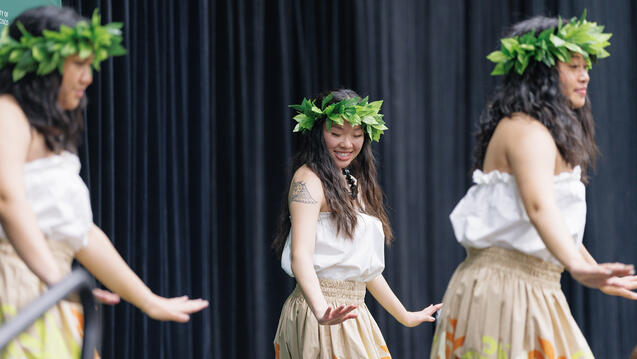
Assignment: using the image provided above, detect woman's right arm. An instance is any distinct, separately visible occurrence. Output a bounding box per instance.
[75,224,208,322]
[0,98,63,285]
[289,169,357,325]
[505,118,633,289]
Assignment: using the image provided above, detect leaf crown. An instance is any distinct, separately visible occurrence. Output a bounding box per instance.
[487,10,611,76]
[289,93,388,142]
[0,9,126,82]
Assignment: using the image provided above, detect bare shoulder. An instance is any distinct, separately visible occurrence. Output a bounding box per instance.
[292,165,322,187]
[0,95,30,137]
[289,165,324,205]
[497,113,559,170]
[0,95,27,119]
[498,113,556,149]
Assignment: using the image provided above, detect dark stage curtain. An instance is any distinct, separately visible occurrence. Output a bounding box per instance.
[59,0,637,357]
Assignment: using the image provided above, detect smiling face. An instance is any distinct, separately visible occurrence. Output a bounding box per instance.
[322,121,365,169]
[57,54,94,110]
[557,53,590,109]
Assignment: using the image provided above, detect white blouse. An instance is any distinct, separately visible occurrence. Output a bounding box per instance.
[450,166,586,265]
[0,152,93,252]
[281,212,385,282]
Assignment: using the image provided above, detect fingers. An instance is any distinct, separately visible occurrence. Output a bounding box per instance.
[92,288,121,305]
[419,310,436,322]
[168,295,189,303]
[329,305,356,318]
[417,314,436,323]
[153,296,209,323]
[319,305,358,325]
[171,313,190,323]
[600,262,635,277]
[601,275,637,300]
[339,304,357,316]
[167,298,209,316]
[571,263,635,289]
[342,313,358,321]
[322,306,332,320]
[180,299,209,313]
[602,285,637,300]
[624,276,637,290]
[330,305,346,317]
[422,303,443,315]
[605,277,626,289]
[615,288,637,300]
[421,303,444,322]
[331,305,357,321]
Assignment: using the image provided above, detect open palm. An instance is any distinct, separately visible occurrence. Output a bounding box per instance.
[317,305,358,325]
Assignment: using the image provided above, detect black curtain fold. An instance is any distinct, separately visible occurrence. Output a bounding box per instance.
[57,0,637,357]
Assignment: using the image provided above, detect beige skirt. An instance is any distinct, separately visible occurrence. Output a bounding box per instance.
[430,246,594,359]
[0,239,91,359]
[274,278,391,359]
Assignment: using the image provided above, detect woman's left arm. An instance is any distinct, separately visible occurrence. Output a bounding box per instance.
[579,245,637,300]
[367,275,442,327]
[75,224,208,322]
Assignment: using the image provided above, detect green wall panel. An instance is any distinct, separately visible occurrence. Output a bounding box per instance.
[1,0,61,32]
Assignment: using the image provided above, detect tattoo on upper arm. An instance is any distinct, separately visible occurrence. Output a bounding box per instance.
[289,181,317,204]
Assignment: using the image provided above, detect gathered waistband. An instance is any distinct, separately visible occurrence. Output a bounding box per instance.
[464,246,564,286]
[291,278,366,304]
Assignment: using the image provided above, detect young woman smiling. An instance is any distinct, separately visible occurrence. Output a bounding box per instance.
[272,89,442,358]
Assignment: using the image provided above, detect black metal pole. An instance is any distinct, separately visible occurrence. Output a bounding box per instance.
[0,268,100,359]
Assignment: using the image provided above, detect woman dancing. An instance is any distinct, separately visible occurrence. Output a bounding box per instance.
[431,13,637,359]
[273,88,442,358]
[0,6,208,357]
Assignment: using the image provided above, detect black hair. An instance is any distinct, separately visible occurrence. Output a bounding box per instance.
[0,6,88,152]
[473,16,597,180]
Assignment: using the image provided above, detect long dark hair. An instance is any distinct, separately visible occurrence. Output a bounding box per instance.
[0,6,88,152]
[272,89,393,258]
[473,16,598,180]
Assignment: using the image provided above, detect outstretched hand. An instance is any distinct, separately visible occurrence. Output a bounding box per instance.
[569,262,635,289]
[316,305,358,325]
[601,275,637,300]
[402,303,443,327]
[142,295,209,323]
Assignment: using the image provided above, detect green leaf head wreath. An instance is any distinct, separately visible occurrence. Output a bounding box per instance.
[289,93,388,142]
[0,9,126,82]
[487,10,611,76]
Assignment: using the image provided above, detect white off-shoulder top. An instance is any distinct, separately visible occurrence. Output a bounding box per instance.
[450,166,586,265]
[0,152,93,252]
[281,212,385,282]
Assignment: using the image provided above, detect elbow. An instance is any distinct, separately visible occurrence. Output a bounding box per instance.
[290,252,301,270]
[290,250,311,273]
[0,190,17,216]
[0,190,10,206]
[525,202,542,218]
[525,200,552,223]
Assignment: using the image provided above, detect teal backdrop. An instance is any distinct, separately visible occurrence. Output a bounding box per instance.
[0,0,60,32]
